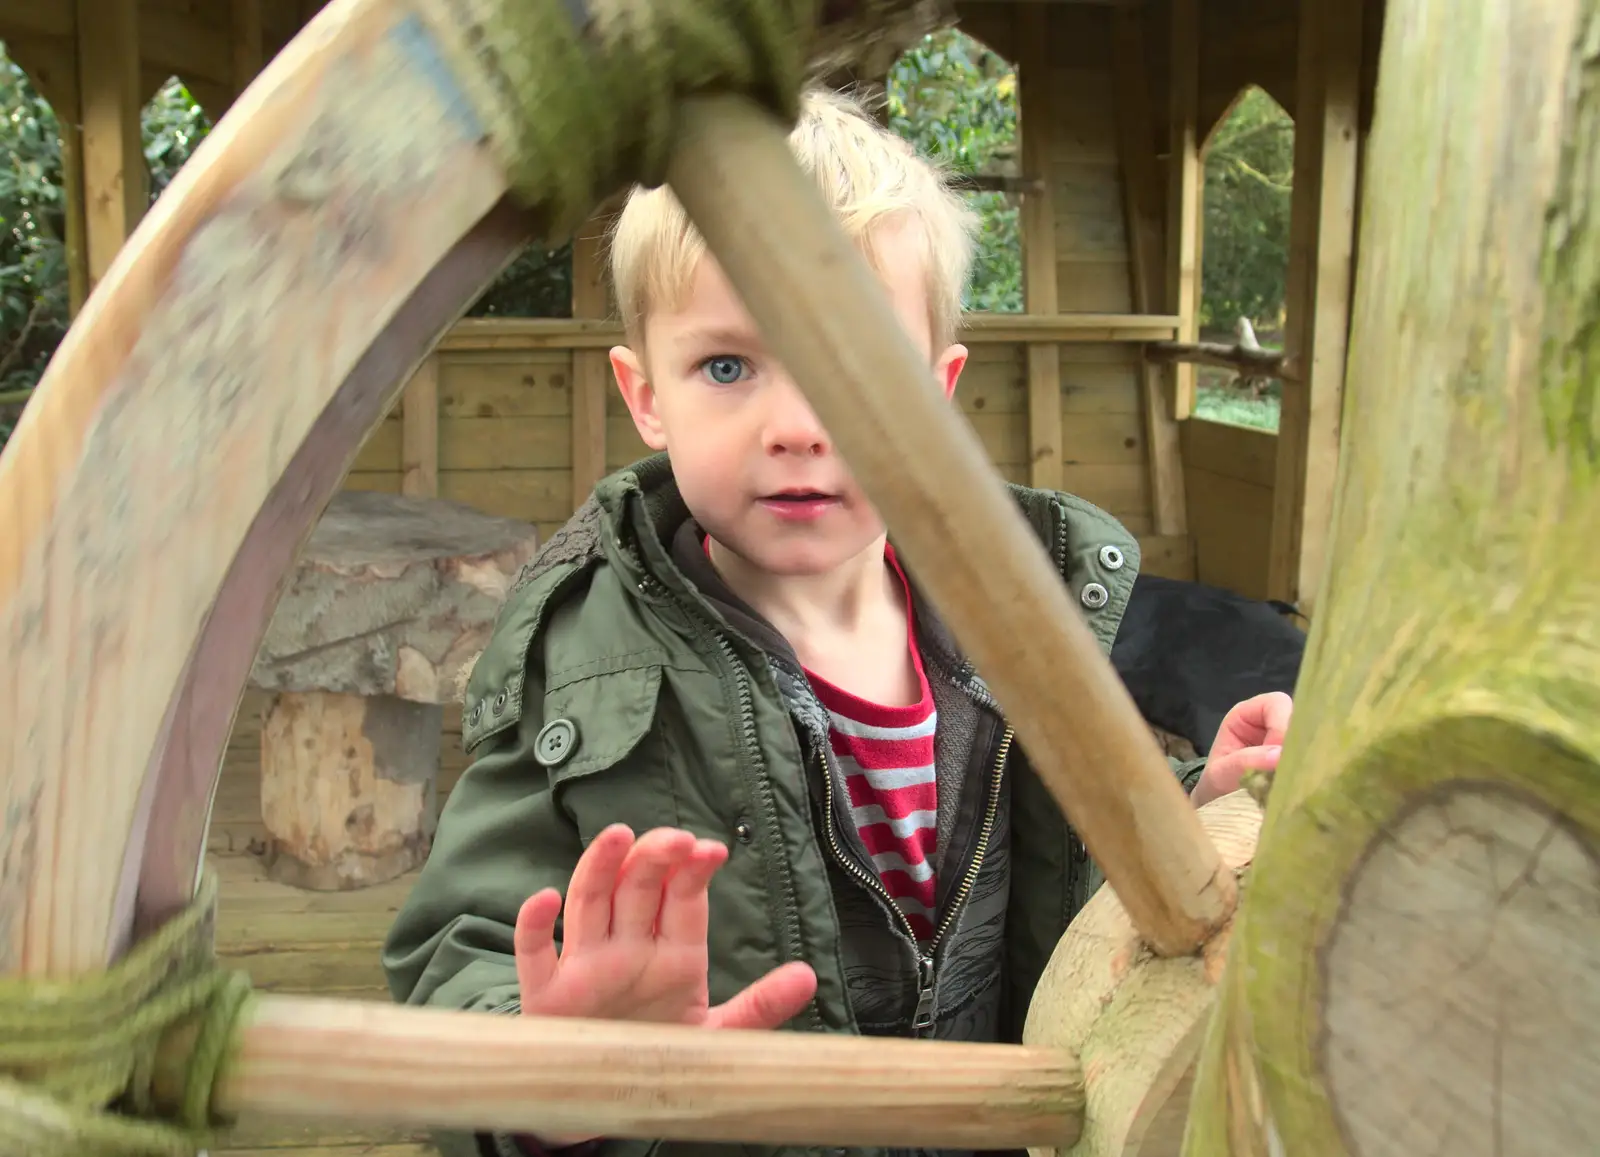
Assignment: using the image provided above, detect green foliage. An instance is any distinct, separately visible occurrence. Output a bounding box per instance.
[0,51,69,444]
[0,50,218,444]
[466,241,572,318]
[886,29,1022,312]
[1200,88,1293,335]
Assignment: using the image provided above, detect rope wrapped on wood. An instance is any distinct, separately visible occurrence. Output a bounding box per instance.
[0,872,255,1156]
[412,0,939,234]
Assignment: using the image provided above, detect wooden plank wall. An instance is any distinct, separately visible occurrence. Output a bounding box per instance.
[1180,418,1276,599]
[1030,2,1190,572]
[345,339,1174,554]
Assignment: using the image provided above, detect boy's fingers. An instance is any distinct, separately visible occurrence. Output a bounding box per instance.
[706,961,819,1031]
[1238,691,1293,745]
[561,824,634,951]
[514,889,564,999]
[657,839,729,945]
[611,828,696,939]
[1205,744,1282,796]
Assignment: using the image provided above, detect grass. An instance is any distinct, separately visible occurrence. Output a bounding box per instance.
[1192,366,1280,430]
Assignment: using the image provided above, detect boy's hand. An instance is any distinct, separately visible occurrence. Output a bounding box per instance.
[1191,691,1293,808]
[514,823,818,1029]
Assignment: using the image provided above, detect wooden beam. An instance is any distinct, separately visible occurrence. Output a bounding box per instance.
[1112,6,1188,538]
[75,0,145,300]
[400,357,439,498]
[434,313,1182,352]
[1017,3,1062,492]
[1165,0,1201,420]
[570,213,613,509]
[230,0,264,102]
[1266,0,1365,617]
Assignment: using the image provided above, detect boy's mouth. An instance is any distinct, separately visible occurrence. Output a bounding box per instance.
[757,489,840,519]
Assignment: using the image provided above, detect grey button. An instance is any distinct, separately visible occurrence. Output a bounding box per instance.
[1081,582,1109,610]
[534,718,579,767]
[1099,544,1124,571]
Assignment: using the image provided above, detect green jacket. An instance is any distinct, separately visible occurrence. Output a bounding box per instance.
[381,454,1204,1157]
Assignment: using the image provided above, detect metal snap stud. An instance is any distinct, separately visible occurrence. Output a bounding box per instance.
[1081,582,1110,610]
[492,690,508,716]
[534,718,579,767]
[734,819,754,844]
[1098,544,1124,571]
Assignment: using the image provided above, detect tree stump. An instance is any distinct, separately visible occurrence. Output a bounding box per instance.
[249,489,539,890]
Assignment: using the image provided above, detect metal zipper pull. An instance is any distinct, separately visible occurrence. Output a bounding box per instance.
[913,952,936,1035]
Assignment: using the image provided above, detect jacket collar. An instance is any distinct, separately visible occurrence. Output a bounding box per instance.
[585,453,1140,666]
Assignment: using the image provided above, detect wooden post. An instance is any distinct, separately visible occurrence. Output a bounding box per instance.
[400,356,440,497]
[1164,0,1201,421]
[1265,0,1364,617]
[570,212,612,508]
[1111,7,1188,539]
[13,38,92,318]
[74,0,146,300]
[230,0,264,103]
[1017,4,1062,492]
[1183,0,1600,1151]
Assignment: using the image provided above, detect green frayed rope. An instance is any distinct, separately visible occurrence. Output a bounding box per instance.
[0,871,256,1156]
[416,0,821,235]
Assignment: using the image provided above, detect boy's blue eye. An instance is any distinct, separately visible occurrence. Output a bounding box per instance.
[703,356,746,385]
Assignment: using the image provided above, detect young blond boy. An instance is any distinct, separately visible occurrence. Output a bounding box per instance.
[382,87,1290,1157]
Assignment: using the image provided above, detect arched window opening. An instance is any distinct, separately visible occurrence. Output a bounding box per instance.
[1194,85,1293,430]
[143,76,212,203]
[886,28,1021,313]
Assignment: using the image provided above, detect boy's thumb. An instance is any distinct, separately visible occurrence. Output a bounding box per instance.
[707,961,818,1030]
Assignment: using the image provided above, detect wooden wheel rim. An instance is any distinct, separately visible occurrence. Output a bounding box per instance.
[0,0,533,975]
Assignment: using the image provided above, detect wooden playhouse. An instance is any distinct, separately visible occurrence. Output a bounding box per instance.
[0,2,1389,1155]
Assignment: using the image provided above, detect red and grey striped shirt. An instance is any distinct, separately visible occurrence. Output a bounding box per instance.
[803,546,939,942]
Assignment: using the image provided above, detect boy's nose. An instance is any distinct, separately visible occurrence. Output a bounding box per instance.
[761,379,832,457]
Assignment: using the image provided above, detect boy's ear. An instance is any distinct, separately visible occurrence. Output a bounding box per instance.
[610,345,668,450]
[934,342,969,401]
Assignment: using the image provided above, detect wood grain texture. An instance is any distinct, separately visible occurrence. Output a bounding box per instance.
[1264,0,1363,617]
[151,992,1084,1150]
[1184,1,1600,1151]
[0,0,525,976]
[1024,791,1261,1157]
[667,91,1236,959]
[259,691,439,890]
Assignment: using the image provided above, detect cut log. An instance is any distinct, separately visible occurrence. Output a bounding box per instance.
[1182,2,1600,1154]
[259,690,440,890]
[251,489,539,889]
[250,489,540,704]
[1024,791,1262,1157]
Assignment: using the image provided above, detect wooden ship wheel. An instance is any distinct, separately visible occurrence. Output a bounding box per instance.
[1,0,1595,1154]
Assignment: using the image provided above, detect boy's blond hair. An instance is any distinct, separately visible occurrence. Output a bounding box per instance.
[607,86,977,355]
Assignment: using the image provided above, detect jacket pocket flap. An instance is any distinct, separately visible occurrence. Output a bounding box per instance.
[539,662,664,782]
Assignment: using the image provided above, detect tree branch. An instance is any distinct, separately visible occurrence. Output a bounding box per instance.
[1144,339,1298,381]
